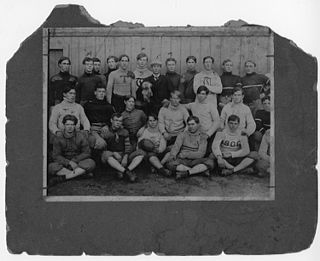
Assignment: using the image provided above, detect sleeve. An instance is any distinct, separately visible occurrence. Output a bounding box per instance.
[158,108,166,134]
[52,138,70,167]
[106,72,115,104]
[75,80,81,103]
[124,134,132,154]
[259,132,270,161]
[212,131,224,157]
[254,110,264,132]
[207,106,220,137]
[49,106,60,135]
[212,74,223,94]
[245,107,256,136]
[71,134,91,163]
[220,106,227,130]
[183,107,190,124]
[130,76,137,98]
[141,111,147,126]
[158,134,167,153]
[79,105,91,131]
[170,132,184,157]
[100,125,112,140]
[230,135,250,158]
[193,74,200,95]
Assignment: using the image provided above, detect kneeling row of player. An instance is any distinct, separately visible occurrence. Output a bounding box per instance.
[48,112,270,186]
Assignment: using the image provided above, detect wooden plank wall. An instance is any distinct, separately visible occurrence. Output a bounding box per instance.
[49,34,272,78]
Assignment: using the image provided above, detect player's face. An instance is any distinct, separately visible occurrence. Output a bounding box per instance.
[107,58,117,69]
[111,116,123,129]
[84,61,93,73]
[125,97,135,111]
[148,116,158,129]
[197,91,207,102]
[152,64,162,74]
[227,120,239,131]
[232,90,243,104]
[203,58,213,71]
[63,89,76,103]
[59,59,70,73]
[186,59,196,70]
[245,62,255,74]
[137,57,148,68]
[223,61,233,73]
[95,88,106,100]
[93,61,101,73]
[170,94,180,107]
[263,99,271,111]
[187,120,198,133]
[119,57,129,70]
[64,120,76,133]
[166,61,176,72]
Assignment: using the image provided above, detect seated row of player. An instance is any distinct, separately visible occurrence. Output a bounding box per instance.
[48,85,270,186]
[49,53,270,117]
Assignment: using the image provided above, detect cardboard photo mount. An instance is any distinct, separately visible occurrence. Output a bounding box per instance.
[6,4,317,255]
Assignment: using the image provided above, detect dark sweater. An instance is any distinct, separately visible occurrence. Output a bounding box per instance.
[220,71,241,96]
[165,71,181,91]
[179,69,197,104]
[49,71,77,106]
[254,109,270,133]
[84,98,115,125]
[100,126,131,153]
[77,72,102,103]
[241,72,269,104]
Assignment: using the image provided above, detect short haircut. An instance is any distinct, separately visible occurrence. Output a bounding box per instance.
[165,57,177,65]
[94,81,105,90]
[82,57,93,64]
[62,114,78,125]
[245,60,256,67]
[222,59,232,65]
[119,54,130,62]
[136,52,148,61]
[124,95,136,102]
[203,56,214,63]
[186,56,197,63]
[107,55,118,63]
[58,56,71,65]
[148,113,158,121]
[262,96,270,103]
[227,114,240,123]
[187,115,200,124]
[232,86,244,95]
[170,90,182,99]
[92,57,101,63]
[197,85,209,95]
[62,85,76,94]
[111,112,123,120]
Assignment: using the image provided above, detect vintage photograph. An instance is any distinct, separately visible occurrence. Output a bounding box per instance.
[43,25,274,200]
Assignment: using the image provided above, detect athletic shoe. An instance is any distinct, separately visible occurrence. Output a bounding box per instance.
[48,175,66,187]
[116,171,124,179]
[176,171,189,180]
[125,170,137,182]
[221,169,233,176]
[239,167,256,175]
[158,167,172,177]
[203,169,210,177]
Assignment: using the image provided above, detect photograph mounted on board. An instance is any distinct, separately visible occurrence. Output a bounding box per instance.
[43,25,274,200]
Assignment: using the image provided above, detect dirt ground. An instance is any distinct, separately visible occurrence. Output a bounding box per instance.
[47,162,271,200]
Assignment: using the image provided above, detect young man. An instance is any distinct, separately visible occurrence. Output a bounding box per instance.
[100,113,141,182]
[49,56,77,107]
[212,114,256,176]
[77,57,102,105]
[92,57,107,87]
[165,57,181,91]
[252,96,270,151]
[48,115,96,186]
[255,129,270,177]
[158,90,190,146]
[106,54,136,112]
[218,59,241,113]
[104,55,118,83]
[241,60,270,115]
[166,116,214,179]
[49,86,90,138]
[220,87,256,137]
[179,56,198,104]
[83,82,115,150]
[184,86,220,141]
[121,96,147,148]
[143,58,172,114]
[193,56,222,108]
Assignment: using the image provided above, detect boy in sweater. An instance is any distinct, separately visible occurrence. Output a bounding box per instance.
[179,56,198,104]
[212,114,256,176]
[193,56,222,108]
[165,57,181,91]
[104,55,118,83]
[106,54,136,113]
[48,115,95,186]
[166,116,214,179]
[92,57,107,87]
